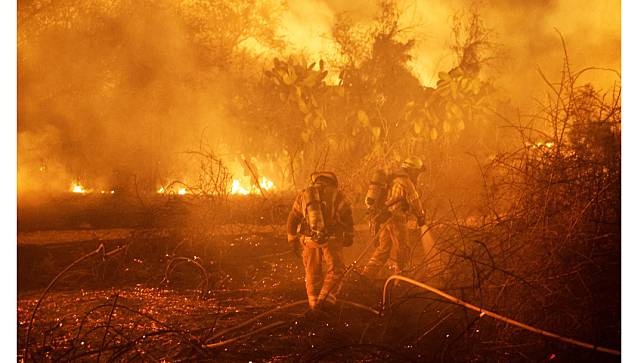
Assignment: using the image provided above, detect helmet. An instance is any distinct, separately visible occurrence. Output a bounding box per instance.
[310,171,338,187]
[401,156,425,172]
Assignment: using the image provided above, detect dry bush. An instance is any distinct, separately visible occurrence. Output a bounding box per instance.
[405,49,620,359]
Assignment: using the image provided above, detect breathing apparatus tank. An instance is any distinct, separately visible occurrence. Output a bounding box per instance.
[303,185,326,242]
[301,171,339,243]
[365,169,390,236]
[365,169,388,210]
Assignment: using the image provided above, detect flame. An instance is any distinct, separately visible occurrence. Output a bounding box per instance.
[231,179,251,195]
[157,186,188,195]
[526,141,556,149]
[230,177,275,195]
[259,176,274,191]
[71,182,87,194]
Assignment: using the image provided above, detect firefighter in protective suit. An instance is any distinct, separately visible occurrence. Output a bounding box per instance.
[362,157,427,278]
[286,172,354,310]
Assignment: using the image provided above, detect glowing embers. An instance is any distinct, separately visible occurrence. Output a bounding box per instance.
[157,185,190,195]
[70,182,115,195]
[71,182,87,194]
[525,141,555,149]
[230,176,275,195]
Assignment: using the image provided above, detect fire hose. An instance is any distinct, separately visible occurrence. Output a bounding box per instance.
[325,224,620,356]
[209,227,619,356]
[382,274,620,356]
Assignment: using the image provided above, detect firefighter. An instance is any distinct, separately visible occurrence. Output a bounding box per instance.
[286,171,354,310]
[362,156,427,279]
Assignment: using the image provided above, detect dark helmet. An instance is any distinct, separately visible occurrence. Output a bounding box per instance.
[310,171,338,187]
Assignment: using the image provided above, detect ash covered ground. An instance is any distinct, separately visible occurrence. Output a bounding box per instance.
[17,194,620,362]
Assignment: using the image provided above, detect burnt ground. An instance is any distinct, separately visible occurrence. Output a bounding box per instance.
[17,228,399,362]
[17,195,620,362]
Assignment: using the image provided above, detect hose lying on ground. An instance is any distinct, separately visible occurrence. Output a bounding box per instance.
[382,275,620,356]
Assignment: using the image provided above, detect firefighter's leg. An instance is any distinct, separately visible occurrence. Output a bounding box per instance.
[317,240,345,306]
[302,244,324,309]
[389,218,410,275]
[362,224,393,279]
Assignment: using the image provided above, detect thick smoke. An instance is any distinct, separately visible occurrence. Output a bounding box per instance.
[17,0,620,194]
[482,0,620,107]
[280,0,620,104]
[18,1,253,193]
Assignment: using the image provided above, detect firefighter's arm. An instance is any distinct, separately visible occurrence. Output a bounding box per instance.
[286,195,303,257]
[286,209,302,242]
[406,183,426,226]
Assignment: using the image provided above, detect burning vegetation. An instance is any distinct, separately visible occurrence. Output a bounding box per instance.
[17,0,620,362]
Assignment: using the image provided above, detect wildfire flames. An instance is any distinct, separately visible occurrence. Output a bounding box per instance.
[230,176,275,195]
[153,176,276,196]
[70,182,114,195]
[525,141,555,149]
[70,182,86,194]
[230,180,250,195]
[259,176,275,191]
[156,185,189,195]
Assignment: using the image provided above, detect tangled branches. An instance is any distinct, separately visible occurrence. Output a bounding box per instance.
[21,243,130,361]
[382,42,621,360]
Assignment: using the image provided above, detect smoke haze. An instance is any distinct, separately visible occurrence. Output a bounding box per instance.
[17,0,620,194]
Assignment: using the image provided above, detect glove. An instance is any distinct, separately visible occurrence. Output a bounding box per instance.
[288,235,301,258]
[342,233,354,247]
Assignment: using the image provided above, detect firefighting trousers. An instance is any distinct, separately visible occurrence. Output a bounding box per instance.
[363,216,409,278]
[301,238,344,309]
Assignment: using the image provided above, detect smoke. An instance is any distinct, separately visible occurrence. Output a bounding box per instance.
[276,0,620,104]
[18,1,252,193]
[481,0,621,108]
[17,0,620,194]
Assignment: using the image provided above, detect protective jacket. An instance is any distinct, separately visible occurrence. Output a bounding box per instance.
[286,180,354,309]
[363,169,425,278]
[386,169,425,221]
[287,185,353,244]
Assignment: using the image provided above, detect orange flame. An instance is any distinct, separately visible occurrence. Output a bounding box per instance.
[231,179,251,195]
[230,177,275,195]
[71,182,87,194]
